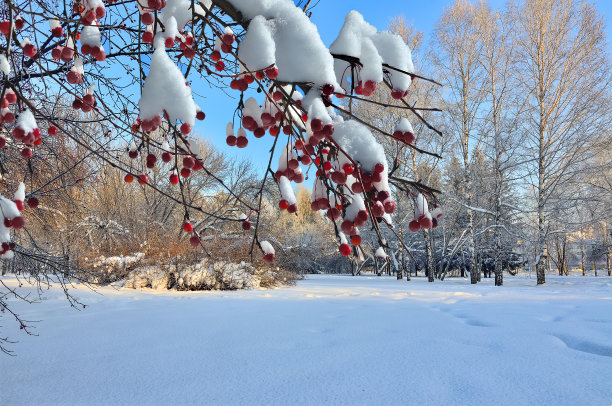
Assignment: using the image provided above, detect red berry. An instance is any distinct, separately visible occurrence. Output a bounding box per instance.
[391,89,404,100]
[124,174,133,183]
[265,67,278,79]
[322,84,334,96]
[262,253,275,263]
[384,200,396,214]
[161,151,172,162]
[215,60,225,71]
[242,220,251,230]
[11,216,25,230]
[341,220,355,235]
[226,135,237,146]
[13,199,24,212]
[279,200,289,210]
[210,50,221,61]
[189,235,200,247]
[183,222,194,233]
[165,37,175,48]
[254,127,265,138]
[14,17,24,30]
[222,33,235,45]
[409,220,420,232]
[169,173,179,184]
[141,12,154,25]
[180,168,191,178]
[21,147,32,159]
[339,243,351,256]
[0,21,9,36]
[350,235,361,246]
[236,136,248,148]
[196,111,206,120]
[27,197,39,208]
[183,156,195,169]
[342,163,354,175]
[138,174,149,184]
[419,216,433,229]
[95,5,105,19]
[220,42,232,53]
[180,122,191,135]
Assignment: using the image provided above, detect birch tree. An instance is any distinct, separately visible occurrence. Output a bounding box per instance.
[514,0,612,284]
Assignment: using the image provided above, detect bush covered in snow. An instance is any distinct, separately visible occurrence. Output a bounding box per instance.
[88,252,298,291]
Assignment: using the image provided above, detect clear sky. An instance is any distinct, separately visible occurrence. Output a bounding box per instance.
[192,0,612,176]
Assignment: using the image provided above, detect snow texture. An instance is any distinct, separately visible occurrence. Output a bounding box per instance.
[278,175,296,205]
[0,55,10,75]
[138,48,197,125]
[1,275,611,405]
[330,10,413,92]
[332,119,385,173]
[396,117,414,133]
[80,24,102,47]
[238,16,276,71]
[260,240,274,255]
[16,109,37,133]
[227,0,339,87]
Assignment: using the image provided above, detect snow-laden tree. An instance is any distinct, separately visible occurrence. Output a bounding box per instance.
[0,0,442,351]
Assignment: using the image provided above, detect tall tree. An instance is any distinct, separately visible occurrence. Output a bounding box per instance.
[433,0,487,283]
[514,0,611,284]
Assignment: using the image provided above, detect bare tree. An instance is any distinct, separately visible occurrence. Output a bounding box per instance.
[513,0,612,284]
[433,0,487,284]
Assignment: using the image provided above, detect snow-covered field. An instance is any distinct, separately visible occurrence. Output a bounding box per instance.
[2,274,611,405]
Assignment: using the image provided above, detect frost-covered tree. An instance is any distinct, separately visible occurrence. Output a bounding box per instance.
[513,0,611,284]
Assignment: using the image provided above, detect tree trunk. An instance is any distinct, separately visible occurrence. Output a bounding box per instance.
[397,228,404,280]
[603,222,610,276]
[424,230,435,282]
[581,243,586,276]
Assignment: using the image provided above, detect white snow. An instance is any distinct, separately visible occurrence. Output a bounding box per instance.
[332,118,386,173]
[259,240,274,255]
[1,274,610,405]
[0,54,10,75]
[278,175,296,205]
[80,24,102,47]
[227,0,339,87]
[238,16,276,71]
[15,109,37,133]
[138,47,197,125]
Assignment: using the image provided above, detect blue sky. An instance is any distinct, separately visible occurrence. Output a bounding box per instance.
[193,0,612,175]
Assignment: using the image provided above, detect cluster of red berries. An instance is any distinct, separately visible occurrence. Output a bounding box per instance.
[354,80,377,97]
[12,126,41,159]
[72,93,96,113]
[81,42,106,61]
[0,16,24,36]
[392,128,415,145]
[0,89,17,124]
[80,4,105,25]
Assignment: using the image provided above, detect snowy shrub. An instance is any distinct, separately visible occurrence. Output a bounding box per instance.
[120,258,297,291]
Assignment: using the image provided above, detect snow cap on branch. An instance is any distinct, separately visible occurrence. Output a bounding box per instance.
[138,47,197,125]
[228,0,339,87]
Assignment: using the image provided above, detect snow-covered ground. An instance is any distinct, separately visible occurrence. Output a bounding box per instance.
[1,274,611,405]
